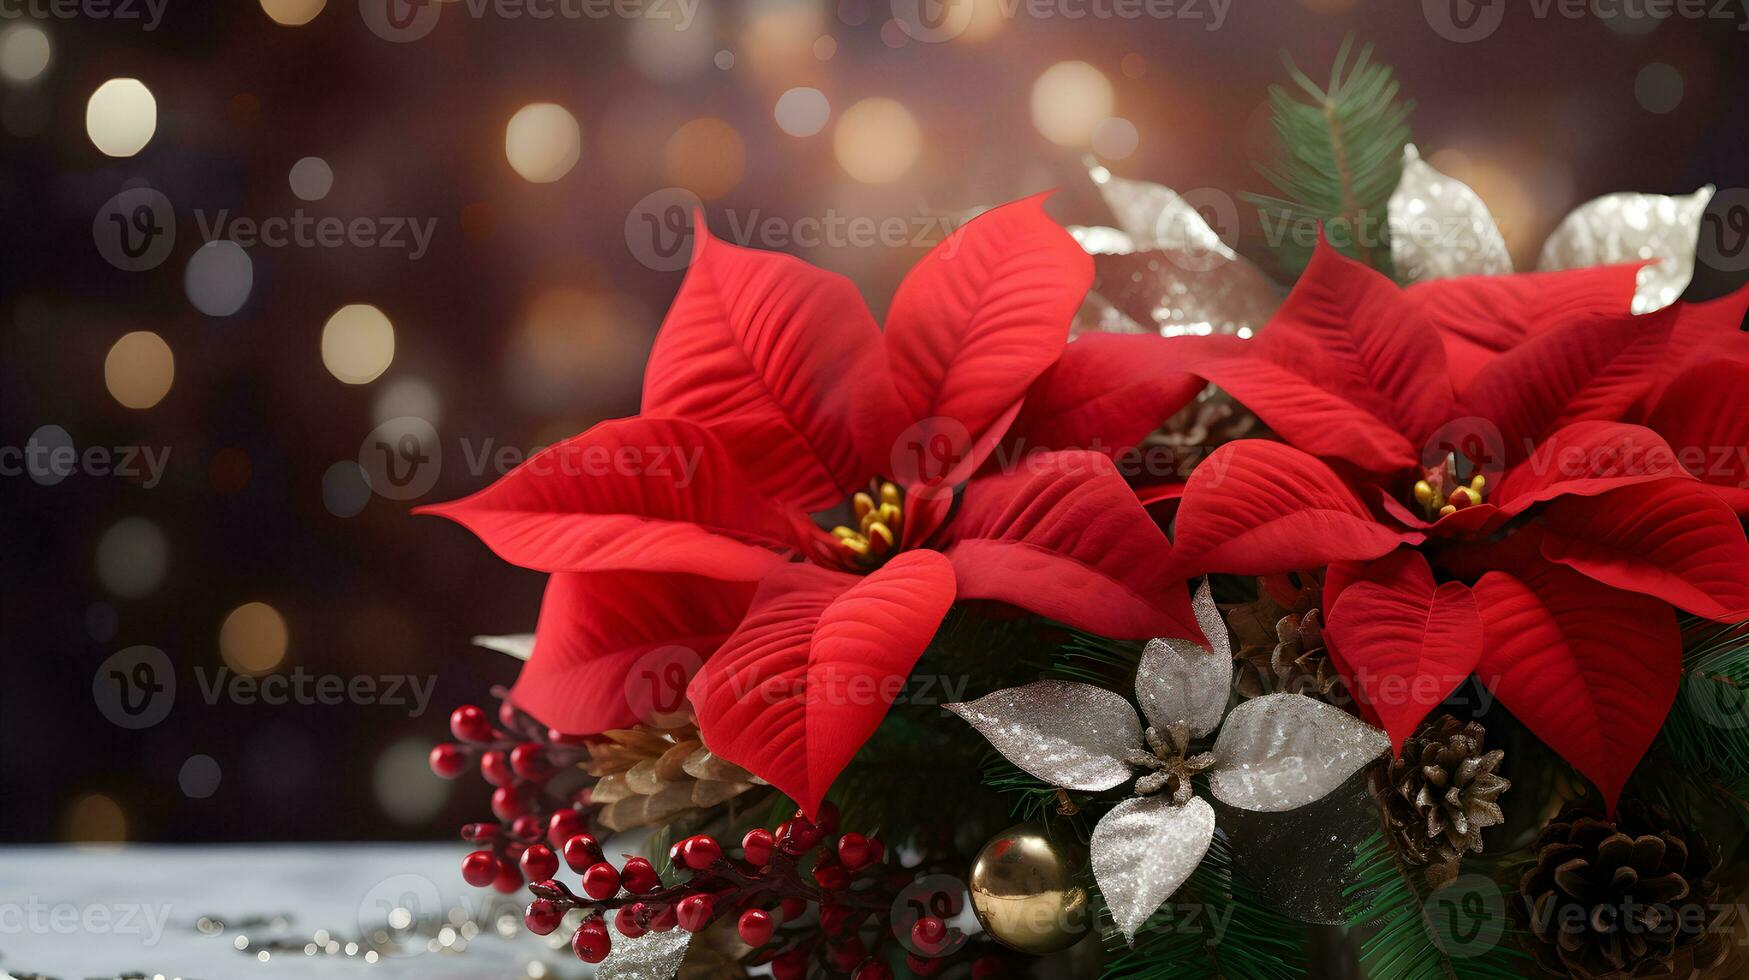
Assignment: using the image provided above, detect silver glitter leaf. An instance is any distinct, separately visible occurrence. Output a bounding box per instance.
[598,924,690,980]
[945,681,1141,792]
[1070,288,1150,338]
[1389,144,1512,283]
[1089,165,1233,258]
[1538,185,1716,314]
[1206,693,1388,813]
[471,633,533,660]
[1091,795,1215,943]
[1136,581,1231,736]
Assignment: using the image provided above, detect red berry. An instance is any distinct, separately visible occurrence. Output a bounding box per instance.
[547,809,586,849]
[864,836,885,867]
[738,909,774,946]
[524,898,563,936]
[970,955,1008,979]
[741,828,775,866]
[819,903,850,935]
[615,904,648,938]
[676,894,713,932]
[779,897,808,922]
[428,743,468,778]
[912,915,949,954]
[548,727,589,745]
[679,835,723,870]
[490,786,526,822]
[461,850,499,888]
[829,937,866,971]
[646,903,678,932]
[480,750,514,787]
[813,863,850,890]
[498,700,522,730]
[459,822,495,842]
[854,959,893,980]
[582,862,621,901]
[572,917,611,963]
[450,704,494,742]
[907,953,943,975]
[771,948,808,980]
[520,844,559,882]
[816,801,841,833]
[620,856,661,895]
[563,834,604,872]
[837,832,873,870]
[777,816,820,854]
[492,859,524,894]
[510,815,542,842]
[510,742,554,781]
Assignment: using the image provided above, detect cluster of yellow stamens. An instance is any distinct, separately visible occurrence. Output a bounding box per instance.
[1413,471,1488,520]
[831,481,904,568]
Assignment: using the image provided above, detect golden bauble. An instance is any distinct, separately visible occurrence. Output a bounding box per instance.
[968,823,1092,954]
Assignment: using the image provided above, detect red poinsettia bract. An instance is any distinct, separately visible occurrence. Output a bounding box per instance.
[422,195,1206,815]
[1166,240,1749,812]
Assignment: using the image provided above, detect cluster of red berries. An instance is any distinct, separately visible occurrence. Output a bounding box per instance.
[503,803,969,977]
[433,701,594,894]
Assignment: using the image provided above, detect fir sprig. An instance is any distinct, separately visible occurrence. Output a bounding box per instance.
[1656,619,1749,787]
[1242,36,1413,278]
[1343,832,1528,980]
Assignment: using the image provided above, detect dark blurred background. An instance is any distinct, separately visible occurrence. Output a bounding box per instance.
[3,0,1747,844]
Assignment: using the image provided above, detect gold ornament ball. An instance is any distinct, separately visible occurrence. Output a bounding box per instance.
[968,823,1092,954]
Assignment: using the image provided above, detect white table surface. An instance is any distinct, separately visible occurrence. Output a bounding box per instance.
[0,843,584,979]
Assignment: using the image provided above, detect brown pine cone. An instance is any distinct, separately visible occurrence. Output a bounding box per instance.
[1224,575,1346,702]
[1517,800,1726,979]
[1371,715,1508,886]
[583,721,763,832]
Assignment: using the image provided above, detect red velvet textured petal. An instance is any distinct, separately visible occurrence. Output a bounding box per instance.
[1471,561,1680,814]
[1643,357,1749,514]
[1324,549,1483,753]
[687,552,956,816]
[1497,421,1691,515]
[1405,264,1642,391]
[641,218,897,510]
[417,417,793,580]
[1169,441,1407,577]
[1255,240,1458,445]
[1172,335,1418,472]
[939,451,1197,641]
[1463,302,1678,459]
[1539,479,1749,622]
[1004,332,1204,458]
[882,194,1092,490]
[511,572,757,735]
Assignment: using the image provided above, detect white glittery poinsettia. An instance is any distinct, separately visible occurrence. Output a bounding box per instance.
[945,582,1388,942]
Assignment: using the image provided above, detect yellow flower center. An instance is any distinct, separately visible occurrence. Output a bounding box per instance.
[830,481,904,569]
[1412,454,1489,520]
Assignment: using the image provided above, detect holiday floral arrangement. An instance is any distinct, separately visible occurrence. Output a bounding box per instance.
[421,42,1749,979]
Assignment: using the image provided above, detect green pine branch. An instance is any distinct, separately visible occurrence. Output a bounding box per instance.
[1242,36,1413,279]
[1343,832,1528,980]
[1656,619,1749,788]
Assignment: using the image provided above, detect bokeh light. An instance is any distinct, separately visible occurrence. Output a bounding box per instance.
[260,0,326,25]
[833,98,921,184]
[185,241,255,316]
[627,7,715,81]
[1092,116,1139,160]
[665,117,746,199]
[775,87,831,137]
[179,755,223,799]
[104,331,174,409]
[96,516,170,598]
[1635,63,1683,114]
[505,103,581,183]
[507,286,650,411]
[0,25,51,83]
[220,601,289,676]
[372,376,442,427]
[1031,61,1112,147]
[322,461,372,518]
[288,156,333,201]
[374,737,451,825]
[63,792,127,843]
[321,304,395,384]
[86,78,156,157]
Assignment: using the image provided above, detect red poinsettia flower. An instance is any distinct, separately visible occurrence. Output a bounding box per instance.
[422,195,1206,815]
[1166,239,1749,811]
